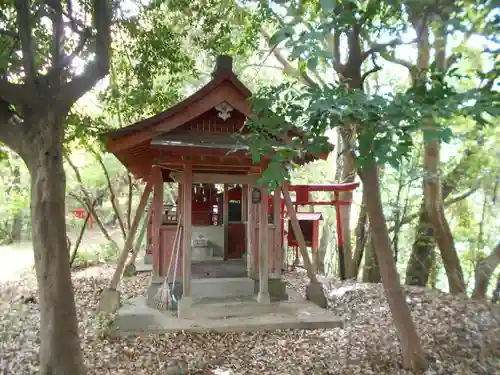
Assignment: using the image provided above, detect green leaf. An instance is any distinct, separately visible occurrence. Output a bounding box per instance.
[320,0,336,13]
[269,25,295,46]
[307,56,319,71]
[440,127,453,143]
[290,44,308,60]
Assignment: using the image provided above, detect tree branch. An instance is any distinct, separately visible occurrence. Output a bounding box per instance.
[362,37,406,61]
[0,100,25,156]
[0,29,19,38]
[380,48,417,80]
[361,54,382,85]
[0,79,34,106]
[261,28,319,88]
[50,0,65,76]
[388,186,480,233]
[15,0,37,82]
[58,0,111,105]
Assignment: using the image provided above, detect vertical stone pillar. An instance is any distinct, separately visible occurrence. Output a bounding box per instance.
[257,186,270,303]
[178,164,193,318]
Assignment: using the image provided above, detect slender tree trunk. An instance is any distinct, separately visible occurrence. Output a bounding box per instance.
[338,126,356,279]
[362,231,381,283]
[361,160,427,370]
[10,163,23,242]
[427,251,437,289]
[65,155,118,247]
[423,132,465,295]
[70,198,98,267]
[350,190,368,279]
[27,115,85,375]
[472,241,500,300]
[405,152,476,286]
[492,273,500,304]
[405,205,435,285]
[93,151,127,239]
[126,173,133,230]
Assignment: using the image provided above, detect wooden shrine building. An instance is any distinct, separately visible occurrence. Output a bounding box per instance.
[101,55,329,317]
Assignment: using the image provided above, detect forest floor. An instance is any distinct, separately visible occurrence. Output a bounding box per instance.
[1,262,499,375]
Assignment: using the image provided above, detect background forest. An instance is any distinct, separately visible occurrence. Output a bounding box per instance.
[0,0,499,374]
[1,0,498,295]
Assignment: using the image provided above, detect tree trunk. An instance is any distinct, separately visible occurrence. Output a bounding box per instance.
[362,231,381,283]
[405,205,435,286]
[405,152,476,286]
[94,151,127,239]
[492,272,500,304]
[350,190,368,279]
[65,155,118,248]
[126,173,133,230]
[472,241,500,300]
[423,134,465,295]
[338,126,356,279]
[361,160,427,370]
[318,216,332,275]
[10,163,23,242]
[28,116,85,375]
[427,251,437,289]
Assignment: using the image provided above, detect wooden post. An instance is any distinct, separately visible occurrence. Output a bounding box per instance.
[223,183,229,259]
[179,163,193,317]
[241,184,248,221]
[281,182,318,283]
[177,183,183,219]
[125,206,153,270]
[257,186,270,303]
[246,183,254,277]
[272,187,282,278]
[152,167,164,276]
[108,176,154,291]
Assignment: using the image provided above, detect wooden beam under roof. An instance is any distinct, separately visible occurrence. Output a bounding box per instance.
[170,171,259,185]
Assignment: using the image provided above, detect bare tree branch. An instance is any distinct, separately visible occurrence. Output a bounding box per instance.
[15,0,37,82]
[0,29,18,38]
[58,0,112,105]
[261,28,319,88]
[362,38,405,61]
[388,185,480,233]
[49,0,65,74]
[361,54,382,85]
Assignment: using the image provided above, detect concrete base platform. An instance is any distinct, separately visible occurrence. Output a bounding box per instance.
[111,289,343,336]
[135,262,153,273]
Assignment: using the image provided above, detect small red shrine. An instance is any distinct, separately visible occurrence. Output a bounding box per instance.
[101,55,357,317]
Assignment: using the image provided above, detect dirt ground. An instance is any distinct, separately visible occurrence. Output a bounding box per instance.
[0,227,123,282]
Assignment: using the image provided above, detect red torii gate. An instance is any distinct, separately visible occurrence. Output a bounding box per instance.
[274,182,360,278]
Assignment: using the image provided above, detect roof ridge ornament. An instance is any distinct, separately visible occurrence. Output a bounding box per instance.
[215,101,233,121]
[212,55,233,77]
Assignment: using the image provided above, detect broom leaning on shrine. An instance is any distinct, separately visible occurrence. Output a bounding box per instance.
[153,214,183,310]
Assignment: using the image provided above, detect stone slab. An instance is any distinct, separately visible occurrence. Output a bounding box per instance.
[192,277,254,300]
[111,289,343,336]
[135,263,153,273]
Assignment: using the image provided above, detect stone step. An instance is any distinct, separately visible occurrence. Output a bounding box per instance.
[192,277,254,301]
